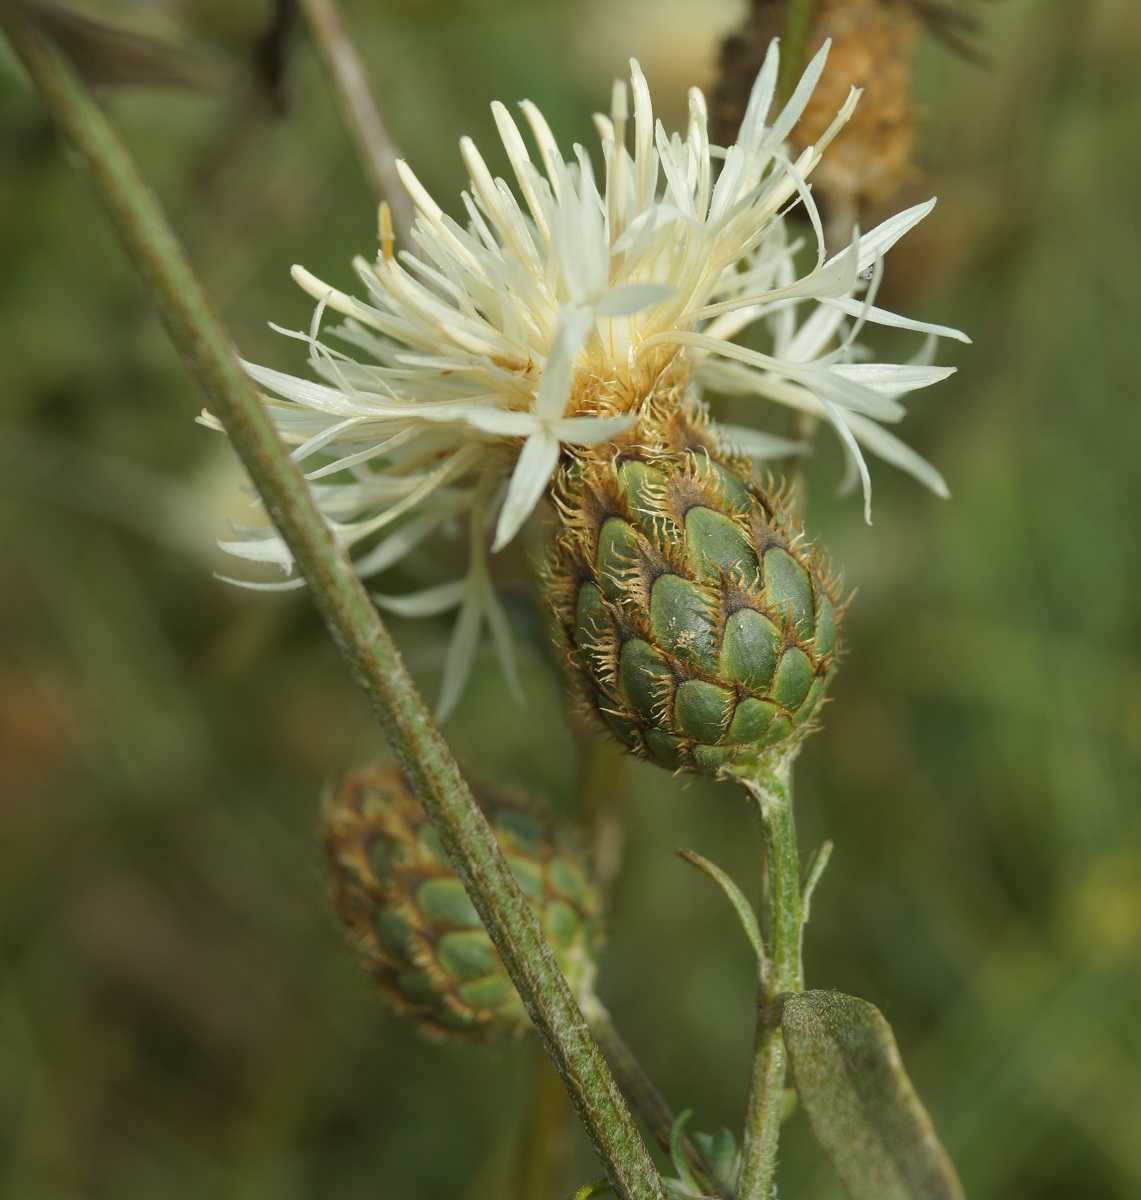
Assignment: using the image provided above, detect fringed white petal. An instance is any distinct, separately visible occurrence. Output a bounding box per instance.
[821,297,971,343]
[830,363,957,396]
[372,579,466,617]
[719,425,810,462]
[844,411,950,498]
[492,430,560,551]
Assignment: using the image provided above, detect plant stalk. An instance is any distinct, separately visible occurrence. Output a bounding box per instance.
[582,995,731,1198]
[778,0,820,102]
[294,0,416,246]
[516,1047,571,1200]
[735,760,802,1200]
[0,10,663,1198]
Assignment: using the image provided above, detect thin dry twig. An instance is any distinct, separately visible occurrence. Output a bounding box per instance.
[294,0,416,246]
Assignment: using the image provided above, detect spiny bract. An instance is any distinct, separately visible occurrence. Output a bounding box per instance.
[548,400,842,776]
[321,765,601,1040]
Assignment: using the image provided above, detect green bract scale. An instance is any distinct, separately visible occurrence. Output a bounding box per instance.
[548,405,843,775]
[321,766,602,1041]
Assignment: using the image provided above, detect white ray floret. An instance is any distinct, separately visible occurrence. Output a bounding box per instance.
[212,38,965,714]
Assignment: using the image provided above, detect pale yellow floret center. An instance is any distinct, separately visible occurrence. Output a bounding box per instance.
[565,347,691,423]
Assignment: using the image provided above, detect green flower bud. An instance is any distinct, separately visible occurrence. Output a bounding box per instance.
[321,766,602,1041]
[547,405,842,775]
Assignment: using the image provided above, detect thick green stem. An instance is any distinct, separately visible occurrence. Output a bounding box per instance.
[0,11,663,1199]
[735,760,802,1200]
[778,0,820,102]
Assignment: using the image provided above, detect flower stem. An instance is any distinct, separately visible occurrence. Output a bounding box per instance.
[294,0,416,245]
[735,759,802,1200]
[778,0,820,102]
[0,11,663,1199]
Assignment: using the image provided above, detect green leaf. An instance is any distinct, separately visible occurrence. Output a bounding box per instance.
[801,839,834,921]
[692,1127,738,1182]
[666,1117,739,1199]
[780,991,966,1200]
[667,1110,702,1196]
[676,849,765,963]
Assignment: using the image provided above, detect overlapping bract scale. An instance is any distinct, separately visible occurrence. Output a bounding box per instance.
[548,404,841,774]
[322,766,602,1039]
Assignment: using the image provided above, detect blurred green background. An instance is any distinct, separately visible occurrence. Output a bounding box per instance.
[1,1,1139,1197]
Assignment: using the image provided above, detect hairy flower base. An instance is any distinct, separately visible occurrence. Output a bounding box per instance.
[321,766,601,1040]
[548,402,842,775]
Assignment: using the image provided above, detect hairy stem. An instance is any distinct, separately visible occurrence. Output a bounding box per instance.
[736,760,802,1200]
[0,10,662,1198]
[294,0,416,245]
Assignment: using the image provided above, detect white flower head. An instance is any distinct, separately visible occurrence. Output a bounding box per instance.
[213,39,966,716]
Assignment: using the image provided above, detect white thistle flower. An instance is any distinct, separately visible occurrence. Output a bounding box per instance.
[212,39,966,716]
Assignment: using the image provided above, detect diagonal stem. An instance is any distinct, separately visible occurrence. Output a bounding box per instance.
[515,1047,572,1200]
[0,9,663,1199]
[735,759,803,1200]
[294,0,416,246]
[582,995,732,1199]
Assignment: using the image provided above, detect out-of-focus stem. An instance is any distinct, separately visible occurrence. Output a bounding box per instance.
[778,0,821,101]
[582,995,732,1199]
[516,1048,572,1200]
[576,730,627,898]
[782,410,819,524]
[0,11,663,1199]
[735,760,802,1200]
[294,0,415,246]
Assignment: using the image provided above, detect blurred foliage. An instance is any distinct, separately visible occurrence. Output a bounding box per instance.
[1,1,1139,1198]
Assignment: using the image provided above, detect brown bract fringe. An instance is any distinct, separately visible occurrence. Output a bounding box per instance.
[545,398,845,776]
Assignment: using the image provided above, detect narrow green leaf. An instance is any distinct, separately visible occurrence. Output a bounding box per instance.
[676,849,765,963]
[693,1128,738,1182]
[780,991,965,1200]
[801,839,834,921]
